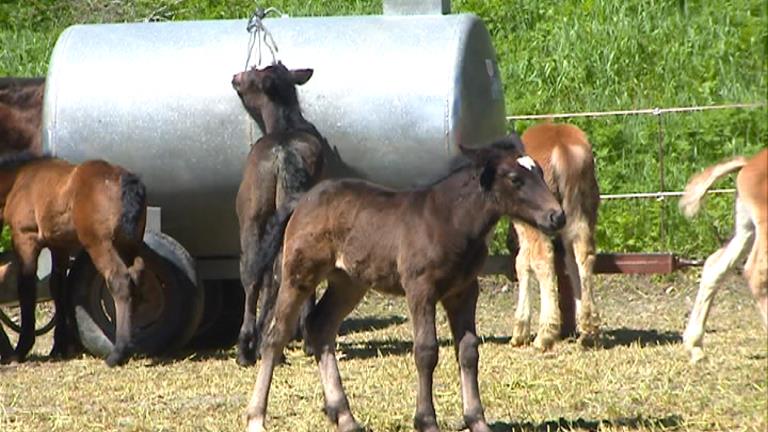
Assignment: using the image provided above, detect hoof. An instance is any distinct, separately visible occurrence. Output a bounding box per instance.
[237,351,258,367]
[533,322,560,351]
[533,334,556,351]
[246,417,266,432]
[688,346,706,364]
[511,321,531,346]
[105,351,130,367]
[0,353,18,364]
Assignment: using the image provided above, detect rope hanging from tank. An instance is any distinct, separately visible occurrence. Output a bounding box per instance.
[244,6,284,70]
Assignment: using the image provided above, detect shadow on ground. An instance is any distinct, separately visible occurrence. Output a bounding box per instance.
[490,414,683,431]
[601,327,682,349]
[338,337,453,360]
[339,314,407,336]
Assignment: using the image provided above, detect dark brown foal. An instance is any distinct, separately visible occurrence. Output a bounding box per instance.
[243,137,565,432]
[232,62,330,366]
[0,152,146,366]
[0,77,45,156]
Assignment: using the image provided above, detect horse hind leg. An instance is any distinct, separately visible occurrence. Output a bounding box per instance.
[684,198,754,363]
[745,223,767,329]
[568,222,600,346]
[238,224,265,366]
[306,271,365,432]
[49,250,74,358]
[12,235,40,361]
[245,278,314,432]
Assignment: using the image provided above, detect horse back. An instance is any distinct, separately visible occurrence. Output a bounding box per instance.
[0,78,45,155]
[284,178,407,291]
[738,148,768,223]
[69,160,146,244]
[521,123,599,227]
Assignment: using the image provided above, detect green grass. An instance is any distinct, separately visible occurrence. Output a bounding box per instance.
[0,0,766,257]
[1,273,766,431]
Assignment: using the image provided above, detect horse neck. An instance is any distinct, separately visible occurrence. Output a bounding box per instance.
[426,167,500,240]
[259,103,313,136]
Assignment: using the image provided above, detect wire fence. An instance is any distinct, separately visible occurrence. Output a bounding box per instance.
[506,101,766,246]
[507,101,765,200]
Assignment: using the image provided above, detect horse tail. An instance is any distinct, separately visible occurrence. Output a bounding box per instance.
[119,172,147,240]
[549,128,599,217]
[679,156,748,218]
[248,145,315,287]
[250,200,297,294]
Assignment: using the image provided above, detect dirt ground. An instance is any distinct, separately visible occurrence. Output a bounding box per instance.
[1,271,766,431]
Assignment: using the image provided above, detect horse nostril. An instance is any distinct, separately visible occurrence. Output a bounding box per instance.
[549,210,566,229]
[231,74,241,88]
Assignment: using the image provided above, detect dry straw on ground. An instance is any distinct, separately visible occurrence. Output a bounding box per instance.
[1,272,766,431]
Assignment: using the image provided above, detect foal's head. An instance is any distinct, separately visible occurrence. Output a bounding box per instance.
[231,62,313,116]
[462,135,565,234]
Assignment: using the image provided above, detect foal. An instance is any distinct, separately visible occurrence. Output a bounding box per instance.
[680,148,767,363]
[0,77,45,155]
[244,139,564,432]
[0,152,146,366]
[507,123,600,349]
[232,62,328,366]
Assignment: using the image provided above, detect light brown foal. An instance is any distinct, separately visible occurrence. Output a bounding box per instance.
[680,148,767,363]
[508,123,601,349]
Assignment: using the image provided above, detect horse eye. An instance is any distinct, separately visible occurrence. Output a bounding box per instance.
[507,172,524,187]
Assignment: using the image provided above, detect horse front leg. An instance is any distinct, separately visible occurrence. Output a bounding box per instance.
[527,231,560,351]
[442,279,491,432]
[406,282,440,432]
[238,223,263,366]
[684,199,754,363]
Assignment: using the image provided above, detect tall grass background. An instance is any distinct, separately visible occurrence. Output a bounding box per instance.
[1,0,765,257]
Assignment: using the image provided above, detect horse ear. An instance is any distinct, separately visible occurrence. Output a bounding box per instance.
[291,68,313,85]
[479,161,496,190]
[459,144,485,163]
[460,145,497,190]
[506,132,525,152]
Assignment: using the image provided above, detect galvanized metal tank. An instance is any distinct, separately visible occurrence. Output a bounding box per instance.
[42,8,506,259]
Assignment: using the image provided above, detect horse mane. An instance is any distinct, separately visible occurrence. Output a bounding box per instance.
[0,77,45,90]
[417,135,525,188]
[0,150,52,171]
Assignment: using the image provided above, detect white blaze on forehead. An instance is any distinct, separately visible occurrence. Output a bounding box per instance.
[517,156,537,171]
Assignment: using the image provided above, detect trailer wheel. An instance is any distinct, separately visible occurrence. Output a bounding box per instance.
[187,279,243,350]
[70,231,204,359]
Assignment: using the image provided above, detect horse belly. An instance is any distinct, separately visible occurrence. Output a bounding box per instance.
[336,253,403,295]
[38,207,77,246]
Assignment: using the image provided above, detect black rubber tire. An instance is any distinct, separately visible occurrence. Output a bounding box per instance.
[69,230,204,359]
[186,279,243,350]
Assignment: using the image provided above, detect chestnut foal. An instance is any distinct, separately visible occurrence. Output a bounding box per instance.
[243,138,564,432]
[508,123,601,349]
[0,152,146,366]
[680,148,767,363]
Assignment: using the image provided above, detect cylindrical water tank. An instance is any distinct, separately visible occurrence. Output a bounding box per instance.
[42,13,506,258]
